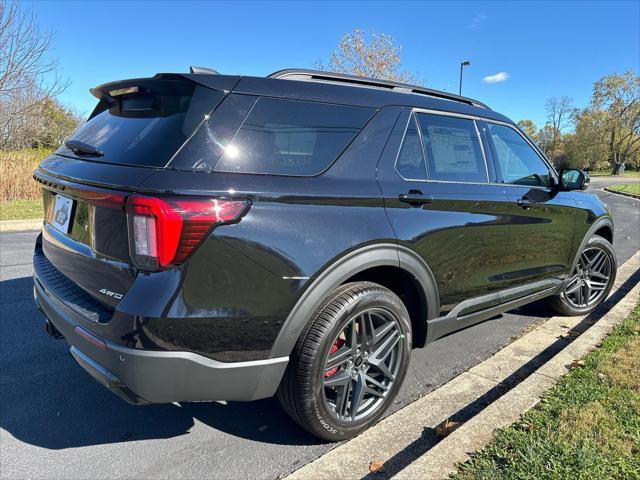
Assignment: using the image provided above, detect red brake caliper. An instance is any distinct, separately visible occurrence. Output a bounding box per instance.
[324,338,346,378]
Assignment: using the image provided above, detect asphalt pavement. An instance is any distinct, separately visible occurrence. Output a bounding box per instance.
[1,187,638,480]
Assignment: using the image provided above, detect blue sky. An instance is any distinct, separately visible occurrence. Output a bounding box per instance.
[30,0,639,127]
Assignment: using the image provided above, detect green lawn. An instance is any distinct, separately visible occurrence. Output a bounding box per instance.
[453,303,640,479]
[588,170,640,178]
[0,199,43,221]
[608,183,640,197]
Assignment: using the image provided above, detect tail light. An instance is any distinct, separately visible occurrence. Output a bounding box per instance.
[125,195,250,271]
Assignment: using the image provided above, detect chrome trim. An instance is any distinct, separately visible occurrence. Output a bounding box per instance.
[474,119,490,183]
[394,109,490,184]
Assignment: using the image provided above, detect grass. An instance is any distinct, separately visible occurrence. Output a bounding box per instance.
[608,183,640,197]
[0,199,43,220]
[0,148,51,221]
[588,170,640,178]
[453,303,640,480]
[0,148,52,202]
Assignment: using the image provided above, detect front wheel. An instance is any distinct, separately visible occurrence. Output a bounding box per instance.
[277,282,412,441]
[548,235,617,316]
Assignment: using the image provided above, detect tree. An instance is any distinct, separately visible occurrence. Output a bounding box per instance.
[0,1,69,148]
[591,71,640,173]
[517,119,538,141]
[565,72,640,173]
[36,98,82,148]
[319,29,419,83]
[565,109,610,170]
[545,96,574,160]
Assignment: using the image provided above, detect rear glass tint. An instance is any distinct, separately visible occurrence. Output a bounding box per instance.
[56,81,224,168]
[213,97,374,176]
[169,94,258,171]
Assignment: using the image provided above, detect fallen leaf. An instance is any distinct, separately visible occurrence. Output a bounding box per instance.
[570,359,585,369]
[435,418,461,438]
[368,460,385,473]
[560,324,570,329]
[257,425,268,432]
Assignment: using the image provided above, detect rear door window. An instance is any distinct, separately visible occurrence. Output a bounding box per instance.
[416,113,488,183]
[213,97,374,176]
[57,81,224,168]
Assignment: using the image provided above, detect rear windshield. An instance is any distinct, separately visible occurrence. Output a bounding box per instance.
[214,97,374,176]
[56,80,224,167]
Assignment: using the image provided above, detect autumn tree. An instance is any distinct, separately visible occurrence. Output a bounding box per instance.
[517,119,538,141]
[592,71,640,173]
[565,72,640,173]
[319,29,419,83]
[0,1,69,148]
[564,109,609,170]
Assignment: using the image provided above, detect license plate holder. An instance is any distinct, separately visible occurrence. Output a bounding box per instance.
[51,194,74,234]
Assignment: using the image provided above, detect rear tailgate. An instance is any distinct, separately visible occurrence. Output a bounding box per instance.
[35,161,145,312]
[34,75,227,314]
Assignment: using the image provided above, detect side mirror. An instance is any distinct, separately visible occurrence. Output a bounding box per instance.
[560,168,589,191]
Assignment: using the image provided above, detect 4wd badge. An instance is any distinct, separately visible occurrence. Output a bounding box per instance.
[99,288,123,300]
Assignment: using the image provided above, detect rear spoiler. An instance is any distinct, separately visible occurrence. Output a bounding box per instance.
[88,73,241,119]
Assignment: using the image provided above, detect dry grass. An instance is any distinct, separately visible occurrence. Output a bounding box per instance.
[599,334,640,393]
[558,401,636,456]
[0,148,52,202]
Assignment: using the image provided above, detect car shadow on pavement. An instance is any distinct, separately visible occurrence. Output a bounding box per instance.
[0,276,323,450]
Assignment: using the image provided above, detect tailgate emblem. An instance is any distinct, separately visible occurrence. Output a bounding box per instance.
[99,288,123,300]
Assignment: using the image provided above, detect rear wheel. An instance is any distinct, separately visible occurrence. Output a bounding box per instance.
[548,235,617,316]
[277,282,412,441]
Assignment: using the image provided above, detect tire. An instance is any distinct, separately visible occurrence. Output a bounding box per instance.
[548,234,617,316]
[277,282,412,441]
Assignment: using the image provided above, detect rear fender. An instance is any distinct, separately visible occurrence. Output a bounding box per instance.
[268,243,439,358]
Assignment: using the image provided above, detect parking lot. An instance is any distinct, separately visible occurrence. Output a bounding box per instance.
[1,184,638,480]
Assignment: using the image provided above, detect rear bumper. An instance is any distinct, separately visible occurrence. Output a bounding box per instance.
[34,277,288,404]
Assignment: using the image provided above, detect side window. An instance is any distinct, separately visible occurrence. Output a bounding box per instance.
[487,123,551,187]
[213,97,373,176]
[395,114,427,180]
[416,113,488,183]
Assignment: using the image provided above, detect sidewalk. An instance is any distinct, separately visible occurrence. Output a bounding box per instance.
[0,218,41,233]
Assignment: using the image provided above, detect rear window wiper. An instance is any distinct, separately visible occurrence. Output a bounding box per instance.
[65,140,104,157]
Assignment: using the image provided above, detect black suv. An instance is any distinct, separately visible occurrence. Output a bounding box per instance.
[33,68,616,440]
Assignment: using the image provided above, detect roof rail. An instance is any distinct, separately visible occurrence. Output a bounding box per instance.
[190,66,220,75]
[268,68,490,110]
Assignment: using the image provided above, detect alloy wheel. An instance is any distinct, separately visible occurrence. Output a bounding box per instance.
[321,308,404,422]
[564,246,612,308]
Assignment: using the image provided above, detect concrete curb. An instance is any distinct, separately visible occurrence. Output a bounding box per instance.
[285,250,640,480]
[603,187,640,200]
[0,218,42,233]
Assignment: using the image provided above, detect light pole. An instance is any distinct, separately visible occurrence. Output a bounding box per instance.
[459,61,470,96]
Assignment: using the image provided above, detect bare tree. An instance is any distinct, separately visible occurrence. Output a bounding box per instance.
[0,0,69,148]
[318,29,419,84]
[545,96,574,159]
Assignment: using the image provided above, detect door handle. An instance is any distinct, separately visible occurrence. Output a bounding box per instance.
[399,190,433,206]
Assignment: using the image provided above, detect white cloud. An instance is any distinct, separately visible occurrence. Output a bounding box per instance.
[470,13,487,29]
[483,72,509,84]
